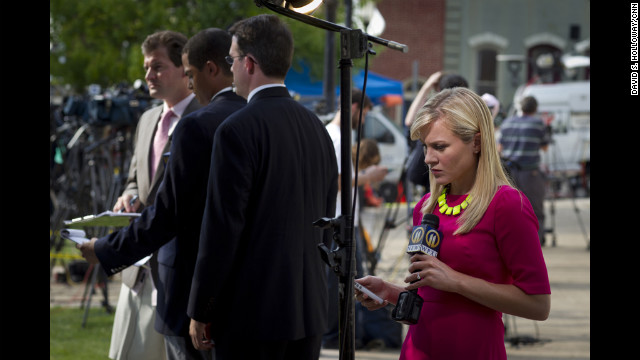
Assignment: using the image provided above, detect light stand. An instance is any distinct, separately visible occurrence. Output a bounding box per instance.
[254,2,407,359]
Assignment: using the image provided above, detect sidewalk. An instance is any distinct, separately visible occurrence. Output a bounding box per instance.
[50,197,590,360]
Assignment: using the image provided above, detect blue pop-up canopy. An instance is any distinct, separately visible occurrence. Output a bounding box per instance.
[352,70,403,105]
[285,62,403,106]
[285,62,325,97]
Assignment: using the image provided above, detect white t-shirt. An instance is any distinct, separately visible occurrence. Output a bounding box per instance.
[326,122,359,224]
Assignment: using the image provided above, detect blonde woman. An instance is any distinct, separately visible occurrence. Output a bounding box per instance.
[356,88,550,359]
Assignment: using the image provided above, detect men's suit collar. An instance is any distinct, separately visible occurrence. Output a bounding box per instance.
[248,85,290,103]
[209,87,235,104]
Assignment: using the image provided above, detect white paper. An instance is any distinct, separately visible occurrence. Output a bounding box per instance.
[61,228,150,266]
[60,229,90,244]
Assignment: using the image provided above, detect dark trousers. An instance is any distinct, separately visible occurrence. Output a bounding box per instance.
[214,335,322,360]
[511,167,547,244]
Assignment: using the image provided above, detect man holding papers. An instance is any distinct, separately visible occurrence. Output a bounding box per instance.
[77,28,245,360]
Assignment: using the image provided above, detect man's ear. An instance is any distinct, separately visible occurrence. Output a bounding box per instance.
[246,55,256,75]
[205,60,218,77]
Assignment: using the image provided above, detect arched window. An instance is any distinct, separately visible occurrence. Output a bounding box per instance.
[468,32,507,98]
[523,33,566,84]
[527,44,563,84]
[477,48,498,95]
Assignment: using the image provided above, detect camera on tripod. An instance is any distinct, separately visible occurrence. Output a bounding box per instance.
[62,80,156,127]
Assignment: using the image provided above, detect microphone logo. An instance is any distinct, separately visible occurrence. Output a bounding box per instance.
[425,229,441,249]
[407,219,442,257]
[410,227,424,244]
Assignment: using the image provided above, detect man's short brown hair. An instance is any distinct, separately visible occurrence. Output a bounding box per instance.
[352,88,372,110]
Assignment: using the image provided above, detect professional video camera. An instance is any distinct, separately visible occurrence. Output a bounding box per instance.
[62,80,157,126]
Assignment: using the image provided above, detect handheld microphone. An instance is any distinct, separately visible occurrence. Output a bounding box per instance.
[392,213,442,324]
[407,214,442,258]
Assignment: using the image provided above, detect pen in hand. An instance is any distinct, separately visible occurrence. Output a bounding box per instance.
[119,195,139,213]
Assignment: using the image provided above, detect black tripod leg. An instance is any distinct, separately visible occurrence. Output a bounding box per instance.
[99,268,114,313]
[81,264,99,327]
[570,197,590,251]
[549,197,556,247]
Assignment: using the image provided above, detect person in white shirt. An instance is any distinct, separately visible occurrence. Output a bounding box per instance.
[323,88,388,349]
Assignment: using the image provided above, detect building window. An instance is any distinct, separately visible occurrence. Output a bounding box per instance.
[476,48,497,95]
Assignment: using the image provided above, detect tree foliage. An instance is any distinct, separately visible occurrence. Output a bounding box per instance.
[50,0,332,93]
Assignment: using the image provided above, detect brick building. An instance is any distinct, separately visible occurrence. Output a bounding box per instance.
[366,0,590,113]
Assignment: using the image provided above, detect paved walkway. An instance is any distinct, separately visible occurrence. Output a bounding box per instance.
[51,197,590,359]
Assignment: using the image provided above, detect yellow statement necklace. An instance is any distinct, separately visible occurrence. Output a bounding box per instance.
[437,186,472,216]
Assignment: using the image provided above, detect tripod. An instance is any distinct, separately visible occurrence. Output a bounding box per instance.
[366,154,413,276]
[542,136,590,251]
[503,313,552,347]
[50,113,133,323]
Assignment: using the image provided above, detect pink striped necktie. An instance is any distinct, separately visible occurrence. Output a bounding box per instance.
[150,109,174,180]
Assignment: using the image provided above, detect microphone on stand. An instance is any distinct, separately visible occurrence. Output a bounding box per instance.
[392,213,442,324]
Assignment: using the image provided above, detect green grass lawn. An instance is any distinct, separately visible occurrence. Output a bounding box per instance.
[50,232,117,359]
[50,306,115,360]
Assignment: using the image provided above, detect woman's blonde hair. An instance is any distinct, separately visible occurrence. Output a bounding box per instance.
[409,87,514,235]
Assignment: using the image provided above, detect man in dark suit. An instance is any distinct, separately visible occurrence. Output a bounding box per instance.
[77,28,245,360]
[187,15,338,360]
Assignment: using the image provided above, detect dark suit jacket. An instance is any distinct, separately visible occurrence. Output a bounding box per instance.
[187,86,338,342]
[119,96,202,289]
[95,90,246,336]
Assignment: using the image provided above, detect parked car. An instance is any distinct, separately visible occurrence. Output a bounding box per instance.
[361,106,408,202]
[319,106,409,203]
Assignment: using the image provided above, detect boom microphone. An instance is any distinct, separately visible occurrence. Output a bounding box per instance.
[392,213,442,324]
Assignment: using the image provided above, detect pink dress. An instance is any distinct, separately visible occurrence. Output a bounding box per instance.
[399,186,551,360]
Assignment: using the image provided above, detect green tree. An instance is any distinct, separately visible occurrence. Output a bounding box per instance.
[50,0,332,93]
[49,0,387,96]
[50,0,259,92]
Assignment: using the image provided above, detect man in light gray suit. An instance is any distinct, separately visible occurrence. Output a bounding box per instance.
[108,30,202,360]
